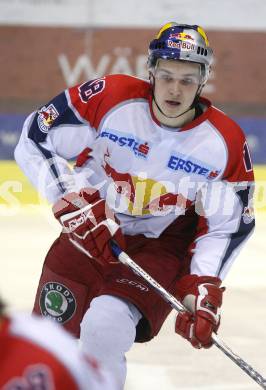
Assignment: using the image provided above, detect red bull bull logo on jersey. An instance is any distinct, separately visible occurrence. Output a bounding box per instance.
[98,129,151,159]
[102,150,190,216]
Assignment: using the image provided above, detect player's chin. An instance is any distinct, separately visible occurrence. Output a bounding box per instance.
[163,103,183,117]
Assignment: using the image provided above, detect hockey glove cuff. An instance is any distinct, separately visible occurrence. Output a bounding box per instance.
[53,188,125,267]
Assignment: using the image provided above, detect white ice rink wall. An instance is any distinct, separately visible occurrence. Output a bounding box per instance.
[1,0,266,30]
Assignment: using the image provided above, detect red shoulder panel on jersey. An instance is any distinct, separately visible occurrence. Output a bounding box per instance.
[208,107,254,182]
[68,74,151,131]
[0,317,78,389]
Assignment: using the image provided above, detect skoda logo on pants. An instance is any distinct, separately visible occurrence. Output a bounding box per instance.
[39,282,76,323]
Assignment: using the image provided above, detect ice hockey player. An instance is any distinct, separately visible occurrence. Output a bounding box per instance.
[14,22,255,388]
[0,296,118,389]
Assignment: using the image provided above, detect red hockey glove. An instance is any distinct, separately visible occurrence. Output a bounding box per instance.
[53,188,125,267]
[175,274,225,349]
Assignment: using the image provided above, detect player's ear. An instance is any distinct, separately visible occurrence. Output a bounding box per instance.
[148,71,154,84]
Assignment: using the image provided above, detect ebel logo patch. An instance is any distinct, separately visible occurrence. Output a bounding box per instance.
[98,129,150,159]
[39,282,76,324]
[167,152,221,180]
[37,104,59,133]
[242,205,255,224]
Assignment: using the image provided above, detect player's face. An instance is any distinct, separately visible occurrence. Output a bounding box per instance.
[152,59,201,127]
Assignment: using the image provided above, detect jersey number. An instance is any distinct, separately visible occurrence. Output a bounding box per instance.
[243,141,252,172]
[78,78,106,103]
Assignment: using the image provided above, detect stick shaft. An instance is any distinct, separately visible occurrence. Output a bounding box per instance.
[111,241,266,389]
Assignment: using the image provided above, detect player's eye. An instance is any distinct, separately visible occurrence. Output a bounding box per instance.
[155,71,174,82]
[162,74,173,82]
[180,78,194,85]
[180,76,199,86]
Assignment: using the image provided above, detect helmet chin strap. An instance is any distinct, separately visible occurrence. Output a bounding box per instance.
[150,73,202,120]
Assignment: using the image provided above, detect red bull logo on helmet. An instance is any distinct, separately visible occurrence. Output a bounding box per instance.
[169,32,195,41]
[98,129,151,159]
[167,40,195,51]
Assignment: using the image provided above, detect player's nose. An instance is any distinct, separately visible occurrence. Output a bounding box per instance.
[169,80,181,96]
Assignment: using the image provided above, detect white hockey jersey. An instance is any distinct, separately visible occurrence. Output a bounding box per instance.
[14,74,255,279]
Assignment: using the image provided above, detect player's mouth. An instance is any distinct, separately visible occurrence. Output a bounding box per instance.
[165,100,181,107]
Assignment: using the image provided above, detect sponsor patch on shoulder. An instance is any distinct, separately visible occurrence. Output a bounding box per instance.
[242,205,255,224]
[37,104,59,133]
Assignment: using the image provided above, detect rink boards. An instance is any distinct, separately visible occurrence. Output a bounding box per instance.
[1,161,266,211]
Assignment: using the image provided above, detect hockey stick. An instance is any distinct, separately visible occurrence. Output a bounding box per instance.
[110,241,266,389]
